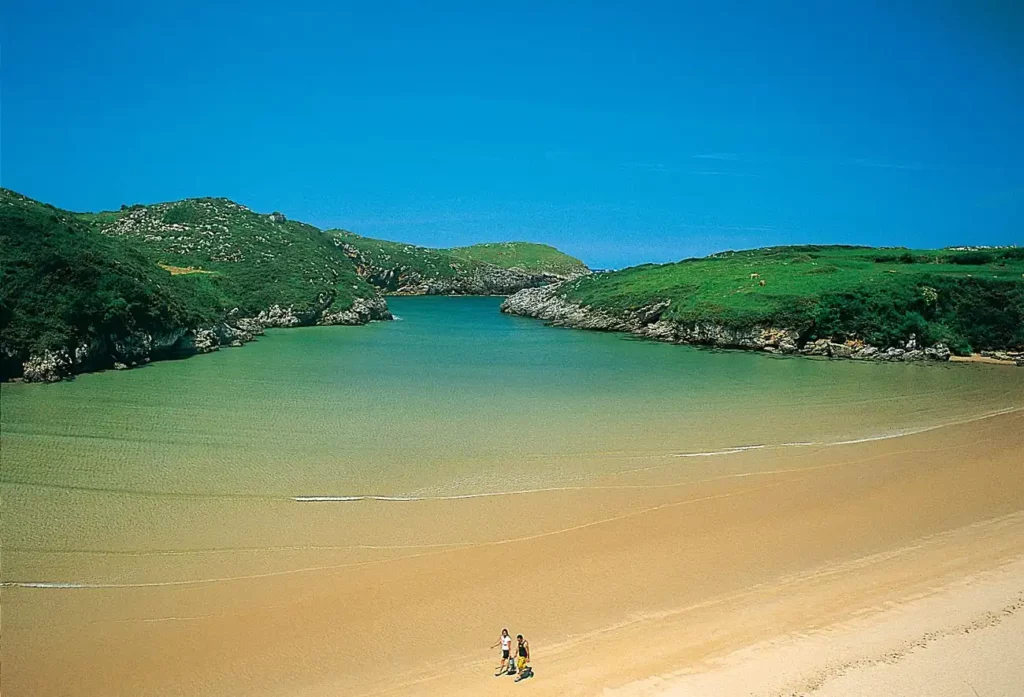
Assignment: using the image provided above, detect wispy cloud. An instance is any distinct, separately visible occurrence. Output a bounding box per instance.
[620,162,759,177]
[686,152,935,172]
[620,162,668,172]
[679,223,777,232]
[692,153,741,161]
[689,170,760,177]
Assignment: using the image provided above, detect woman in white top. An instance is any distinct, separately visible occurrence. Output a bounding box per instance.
[490,628,513,675]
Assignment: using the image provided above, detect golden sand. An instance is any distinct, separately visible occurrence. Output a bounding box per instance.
[3,410,1023,696]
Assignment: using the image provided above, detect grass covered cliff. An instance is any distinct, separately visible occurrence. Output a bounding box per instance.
[0,190,391,380]
[79,197,384,318]
[0,189,584,381]
[446,242,589,277]
[331,232,589,295]
[503,245,1024,360]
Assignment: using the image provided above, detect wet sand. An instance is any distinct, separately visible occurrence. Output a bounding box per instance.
[3,409,1023,696]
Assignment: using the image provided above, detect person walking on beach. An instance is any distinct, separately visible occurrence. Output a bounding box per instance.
[491,628,513,675]
[514,634,532,681]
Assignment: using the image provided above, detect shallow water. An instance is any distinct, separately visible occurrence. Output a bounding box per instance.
[3,297,1023,696]
[3,296,1021,568]
[2,297,1021,502]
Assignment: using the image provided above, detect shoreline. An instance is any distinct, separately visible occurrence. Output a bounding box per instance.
[951,353,1021,366]
[501,284,1024,368]
[4,409,1022,696]
[4,296,393,384]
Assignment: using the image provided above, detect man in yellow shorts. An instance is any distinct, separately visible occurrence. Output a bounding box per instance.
[514,634,532,681]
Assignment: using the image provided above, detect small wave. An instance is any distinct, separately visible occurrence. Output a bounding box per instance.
[292,495,423,502]
[673,445,767,458]
[4,581,92,589]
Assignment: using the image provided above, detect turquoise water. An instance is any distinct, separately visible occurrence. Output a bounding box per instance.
[2,296,1021,501]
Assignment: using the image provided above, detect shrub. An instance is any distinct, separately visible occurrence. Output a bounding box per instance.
[162,204,201,226]
[946,251,994,265]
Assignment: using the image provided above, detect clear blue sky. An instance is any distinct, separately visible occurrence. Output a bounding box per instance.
[3,1,1022,268]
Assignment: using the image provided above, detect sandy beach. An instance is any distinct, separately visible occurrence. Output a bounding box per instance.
[3,405,1022,696]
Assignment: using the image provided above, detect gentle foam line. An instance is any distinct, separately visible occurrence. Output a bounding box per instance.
[292,408,1022,503]
[673,445,766,458]
[4,408,1019,506]
[1,483,779,591]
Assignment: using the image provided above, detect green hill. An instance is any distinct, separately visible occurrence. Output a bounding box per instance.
[0,190,217,379]
[82,198,382,318]
[1,190,389,381]
[446,242,588,277]
[1,190,587,381]
[503,245,1024,359]
[331,231,588,295]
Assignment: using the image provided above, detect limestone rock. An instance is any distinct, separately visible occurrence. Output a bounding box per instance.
[828,342,854,359]
[318,295,392,325]
[194,329,219,353]
[502,286,968,366]
[801,339,831,356]
[22,350,74,382]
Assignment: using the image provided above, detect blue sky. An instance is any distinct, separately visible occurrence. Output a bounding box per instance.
[3,1,1022,268]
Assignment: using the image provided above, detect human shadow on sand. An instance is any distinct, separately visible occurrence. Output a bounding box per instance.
[514,667,534,682]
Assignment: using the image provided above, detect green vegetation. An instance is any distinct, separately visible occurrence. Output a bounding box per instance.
[84,197,376,316]
[331,230,488,285]
[447,242,588,276]
[0,190,381,378]
[558,246,1024,354]
[330,232,588,292]
[1,189,585,378]
[0,190,219,372]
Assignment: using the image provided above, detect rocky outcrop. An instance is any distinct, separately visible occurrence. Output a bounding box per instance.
[13,294,392,383]
[21,350,75,383]
[980,350,1024,366]
[318,295,391,325]
[337,241,583,296]
[501,284,957,365]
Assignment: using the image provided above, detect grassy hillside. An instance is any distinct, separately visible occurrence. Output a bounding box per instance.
[0,190,387,380]
[558,245,1024,354]
[84,198,377,316]
[331,231,588,293]
[0,190,220,374]
[446,242,588,276]
[1,189,586,379]
[331,230,485,285]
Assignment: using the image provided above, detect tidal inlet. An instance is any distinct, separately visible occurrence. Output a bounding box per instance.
[5,3,1024,694]
[3,291,1023,696]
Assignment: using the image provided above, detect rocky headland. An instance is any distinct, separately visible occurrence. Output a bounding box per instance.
[2,189,592,383]
[501,284,962,363]
[332,234,589,296]
[337,240,569,295]
[14,295,391,383]
[501,245,1024,366]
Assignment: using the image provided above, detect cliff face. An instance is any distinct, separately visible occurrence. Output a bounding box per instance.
[337,240,568,295]
[501,284,955,363]
[333,235,588,296]
[16,295,391,383]
[0,189,397,383]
